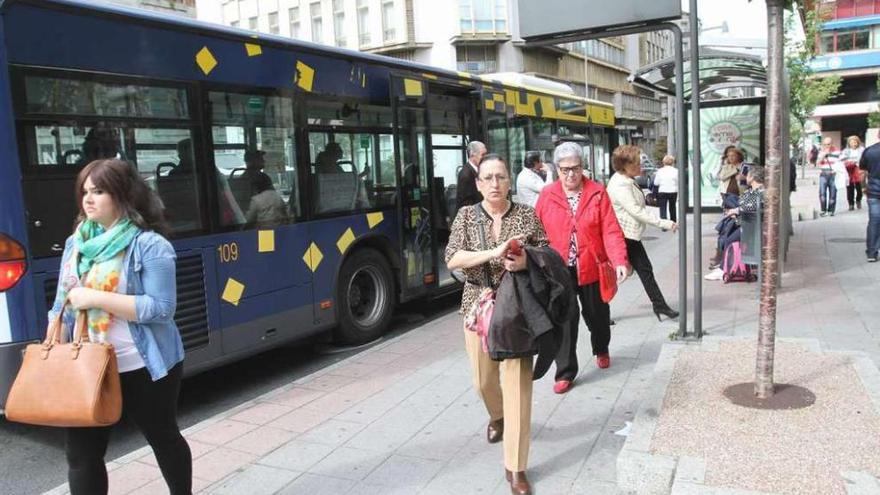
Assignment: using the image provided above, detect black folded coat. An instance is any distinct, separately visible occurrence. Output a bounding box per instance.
[487,246,577,380]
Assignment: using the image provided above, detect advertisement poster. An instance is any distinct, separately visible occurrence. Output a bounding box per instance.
[688,105,762,208]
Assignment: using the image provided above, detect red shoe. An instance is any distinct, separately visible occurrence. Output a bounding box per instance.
[553,380,573,394]
[597,353,610,369]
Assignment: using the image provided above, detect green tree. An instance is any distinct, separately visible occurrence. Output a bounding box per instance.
[786,9,841,150]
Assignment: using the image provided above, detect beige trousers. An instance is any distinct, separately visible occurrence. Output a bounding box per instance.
[463,327,533,472]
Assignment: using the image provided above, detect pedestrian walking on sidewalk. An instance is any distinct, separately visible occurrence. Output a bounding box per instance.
[653,154,679,222]
[607,145,679,320]
[445,154,547,495]
[817,136,840,216]
[535,142,628,392]
[48,159,192,495]
[841,135,865,210]
[859,130,880,262]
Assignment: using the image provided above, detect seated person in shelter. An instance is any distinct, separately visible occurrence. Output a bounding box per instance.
[78,123,121,165]
[245,173,288,227]
[706,166,765,281]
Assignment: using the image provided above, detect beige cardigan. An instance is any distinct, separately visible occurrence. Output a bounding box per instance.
[607,173,675,241]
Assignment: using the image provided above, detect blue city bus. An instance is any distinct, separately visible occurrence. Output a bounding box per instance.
[0,0,615,408]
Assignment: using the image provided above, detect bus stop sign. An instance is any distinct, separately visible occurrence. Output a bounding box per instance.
[518,0,681,41]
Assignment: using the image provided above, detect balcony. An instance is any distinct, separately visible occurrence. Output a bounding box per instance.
[613,93,663,123]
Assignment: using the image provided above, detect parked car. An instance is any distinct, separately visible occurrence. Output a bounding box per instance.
[635,153,657,190]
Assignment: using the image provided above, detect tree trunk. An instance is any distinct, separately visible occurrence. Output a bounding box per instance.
[756,0,785,399]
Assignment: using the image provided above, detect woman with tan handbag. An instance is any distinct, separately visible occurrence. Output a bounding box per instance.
[445,154,548,495]
[47,159,191,495]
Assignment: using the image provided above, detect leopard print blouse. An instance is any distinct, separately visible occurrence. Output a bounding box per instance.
[445,202,549,315]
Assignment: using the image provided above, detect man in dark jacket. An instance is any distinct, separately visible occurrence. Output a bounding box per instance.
[860,130,880,262]
[455,141,487,216]
[488,246,576,380]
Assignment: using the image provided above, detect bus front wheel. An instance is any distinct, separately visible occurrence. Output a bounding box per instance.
[335,248,394,345]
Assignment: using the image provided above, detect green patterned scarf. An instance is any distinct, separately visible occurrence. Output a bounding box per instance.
[74,219,138,278]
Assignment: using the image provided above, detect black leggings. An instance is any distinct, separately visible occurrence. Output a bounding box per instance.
[65,363,192,495]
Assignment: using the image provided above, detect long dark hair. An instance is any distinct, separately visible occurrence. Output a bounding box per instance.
[74,159,169,235]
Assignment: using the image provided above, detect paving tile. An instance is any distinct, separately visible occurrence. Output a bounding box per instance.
[267,407,333,433]
[568,477,620,495]
[128,475,212,495]
[191,447,257,483]
[187,419,259,446]
[298,373,358,392]
[259,439,335,472]
[327,362,382,378]
[296,419,366,447]
[309,446,389,481]
[362,454,445,488]
[138,439,214,467]
[300,392,362,416]
[265,386,328,408]
[209,464,301,495]
[228,402,293,425]
[351,351,402,366]
[224,426,298,456]
[107,461,162,495]
[277,473,356,495]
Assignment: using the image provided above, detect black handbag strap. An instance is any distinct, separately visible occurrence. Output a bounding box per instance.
[474,204,494,289]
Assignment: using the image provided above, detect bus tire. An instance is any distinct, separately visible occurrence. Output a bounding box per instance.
[335,248,394,345]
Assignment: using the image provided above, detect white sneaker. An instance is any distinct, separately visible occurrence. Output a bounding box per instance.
[704,268,724,281]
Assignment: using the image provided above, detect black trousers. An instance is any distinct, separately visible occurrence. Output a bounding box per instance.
[657,192,677,222]
[65,363,192,495]
[626,238,669,310]
[847,184,863,207]
[556,268,611,381]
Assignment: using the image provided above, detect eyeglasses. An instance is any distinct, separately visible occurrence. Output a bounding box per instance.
[478,174,510,183]
[558,165,583,176]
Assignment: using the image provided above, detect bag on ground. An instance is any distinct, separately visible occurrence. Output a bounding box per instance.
[722,241,757,283]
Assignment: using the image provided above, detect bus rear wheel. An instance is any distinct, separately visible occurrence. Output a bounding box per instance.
[335,248,394,345]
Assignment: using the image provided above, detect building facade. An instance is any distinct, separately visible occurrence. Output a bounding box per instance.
[103,0,196,17]
[807,0,880,147]
[202,0,670,154]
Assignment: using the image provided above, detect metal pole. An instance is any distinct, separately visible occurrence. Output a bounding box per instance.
[670,24,688,339]
[689,0,702,339]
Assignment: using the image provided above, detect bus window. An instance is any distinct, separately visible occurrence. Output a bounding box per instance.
[310,132,396,214]
[208,91,297,228]
[508,118,527,181]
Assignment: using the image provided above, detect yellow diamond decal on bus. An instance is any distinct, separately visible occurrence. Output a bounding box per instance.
[258,230,275,253]
[366,212,384,229]
[337,228,355,254]
[295,60,315,92]
[245,43,262,57]
[303,242,323,272]
[196,46,218,75]
[221,278,244,306]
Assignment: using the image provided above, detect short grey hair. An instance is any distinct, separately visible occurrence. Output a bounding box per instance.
[467,141,486,158]
[748,165,765,183]
[553,141,585,166]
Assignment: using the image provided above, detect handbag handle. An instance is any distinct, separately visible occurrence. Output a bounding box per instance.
[474,204,493,288]
[44,301,90,346]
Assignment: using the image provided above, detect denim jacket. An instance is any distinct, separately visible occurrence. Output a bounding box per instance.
[48,230,185,381]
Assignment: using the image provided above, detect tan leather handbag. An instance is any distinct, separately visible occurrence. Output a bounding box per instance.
[5,305,122,427]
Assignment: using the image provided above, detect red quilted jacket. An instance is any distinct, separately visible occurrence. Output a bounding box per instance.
[535,178,628,286]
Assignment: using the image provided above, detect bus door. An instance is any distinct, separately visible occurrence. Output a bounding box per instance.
[425,86,477,288]
[390,76,431,298]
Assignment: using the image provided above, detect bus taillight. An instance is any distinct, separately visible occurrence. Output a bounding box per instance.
[0,234,26,292]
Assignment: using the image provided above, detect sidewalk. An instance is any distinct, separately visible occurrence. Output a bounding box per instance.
[46,173,880,495]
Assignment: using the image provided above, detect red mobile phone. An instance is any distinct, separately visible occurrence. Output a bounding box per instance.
[507,238,522,256]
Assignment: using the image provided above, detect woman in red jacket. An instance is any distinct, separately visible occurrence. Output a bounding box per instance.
[535,142,629,393]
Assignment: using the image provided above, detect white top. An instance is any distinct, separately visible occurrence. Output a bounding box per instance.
[515,167,550,207]
[652,166,679,193]
[105,269,146,373]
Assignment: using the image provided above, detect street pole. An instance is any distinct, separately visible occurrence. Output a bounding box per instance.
[689,0,703,339]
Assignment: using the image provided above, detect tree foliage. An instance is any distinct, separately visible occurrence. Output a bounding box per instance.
[868,75,880,129]
[786,8,842,148]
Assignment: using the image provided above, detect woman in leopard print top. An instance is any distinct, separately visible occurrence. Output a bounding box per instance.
[445,154,546,495]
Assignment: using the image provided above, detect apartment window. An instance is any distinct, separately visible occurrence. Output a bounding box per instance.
[248,16,257,30]
[572,39,625,67]
[333,0,346,47]
[289,7,301,38]
[459,0,507,33]
[820,28,872,54]
[456,45,497,74]
[357,0,371,46]
[310,2,323,43]
[382,0,396,42]
[268,12,279,34]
